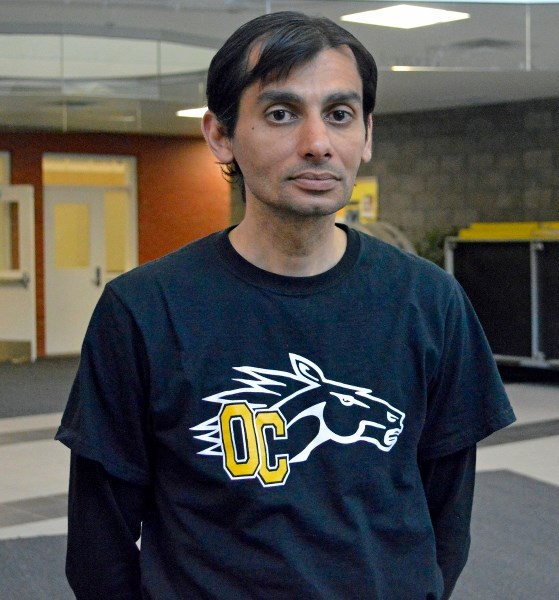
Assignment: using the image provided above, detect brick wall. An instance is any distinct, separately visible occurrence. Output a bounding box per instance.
[360,97,559,247]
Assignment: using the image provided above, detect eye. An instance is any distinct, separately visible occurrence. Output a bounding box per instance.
[325,109,353,124]
[330,392,369,408]
[266,108,296,123]
[387,412,398,423]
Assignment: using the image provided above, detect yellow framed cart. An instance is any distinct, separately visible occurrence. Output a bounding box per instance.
[445,222,559,370]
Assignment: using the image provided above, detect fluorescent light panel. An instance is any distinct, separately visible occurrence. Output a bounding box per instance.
[176,107,207,118]
[342,5,470,29]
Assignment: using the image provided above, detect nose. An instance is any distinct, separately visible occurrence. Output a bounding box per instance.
[297,114,332,161]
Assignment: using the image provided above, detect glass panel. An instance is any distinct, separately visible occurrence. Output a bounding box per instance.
[0,34,61,79]
[63,36,157,80]
[104,190,129,274]
[0,153,8,184]
[54,203,90,268]
[160,41,215,76]
[0,201,19,270]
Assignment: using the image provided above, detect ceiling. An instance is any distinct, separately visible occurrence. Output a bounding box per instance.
[0,0,558,137]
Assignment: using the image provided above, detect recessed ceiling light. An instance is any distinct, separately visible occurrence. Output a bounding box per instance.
[176,107,207,118]
[341,5,470,29]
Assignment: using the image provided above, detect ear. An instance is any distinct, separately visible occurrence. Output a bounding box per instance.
[361,114,373,163]
[201,111,234,164]
[290,354,325,383]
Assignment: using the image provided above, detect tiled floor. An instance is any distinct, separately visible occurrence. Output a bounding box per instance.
[1,381,558,542]
[476,383,559,488]
[0,413,69,539]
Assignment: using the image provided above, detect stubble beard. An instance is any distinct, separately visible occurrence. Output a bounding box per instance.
[256,179,353,221]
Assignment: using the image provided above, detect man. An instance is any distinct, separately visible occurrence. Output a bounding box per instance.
[57,11,515,599]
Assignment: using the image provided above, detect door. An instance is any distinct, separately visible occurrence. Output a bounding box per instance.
[0,185,36,361]
[44,187,105,355]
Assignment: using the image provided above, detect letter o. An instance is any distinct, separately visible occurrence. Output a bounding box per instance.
[219,403,259,478]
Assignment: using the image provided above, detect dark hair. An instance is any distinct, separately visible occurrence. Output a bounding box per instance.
[206,11,378,188]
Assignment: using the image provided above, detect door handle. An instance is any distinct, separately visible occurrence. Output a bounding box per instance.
[92,266,102,287]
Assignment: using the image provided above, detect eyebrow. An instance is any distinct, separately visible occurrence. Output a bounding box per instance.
[256,89,363,107]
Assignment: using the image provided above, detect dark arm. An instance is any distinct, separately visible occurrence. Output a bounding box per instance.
[66,452,151,600]
[419,445,477,600]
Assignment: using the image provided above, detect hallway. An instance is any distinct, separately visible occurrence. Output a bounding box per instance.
[1,358,558,599]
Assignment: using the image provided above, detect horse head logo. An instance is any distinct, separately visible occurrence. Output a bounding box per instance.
[282,354,405,462]
[191,354,405,486]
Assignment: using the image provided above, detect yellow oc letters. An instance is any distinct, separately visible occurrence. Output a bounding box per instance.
[219,402,290,486]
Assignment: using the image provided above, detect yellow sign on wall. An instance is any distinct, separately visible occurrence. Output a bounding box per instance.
[338,176,378,224]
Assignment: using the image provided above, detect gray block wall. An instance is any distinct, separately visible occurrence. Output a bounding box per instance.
[361,97,559,247]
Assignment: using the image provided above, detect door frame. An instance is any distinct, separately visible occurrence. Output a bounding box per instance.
[0,185,36,361]
[42,154,138,356]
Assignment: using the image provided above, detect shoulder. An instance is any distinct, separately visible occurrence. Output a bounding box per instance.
[356,230,459,302]
[105,230,225,303]
[357,229,445,275]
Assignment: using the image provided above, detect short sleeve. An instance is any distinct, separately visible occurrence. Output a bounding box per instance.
[418,280,516,460]
[56,286,153,486]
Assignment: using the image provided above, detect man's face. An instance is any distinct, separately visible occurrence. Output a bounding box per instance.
[227,46,372,218]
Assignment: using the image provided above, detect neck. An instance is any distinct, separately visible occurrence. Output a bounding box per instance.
[229,208,347,277]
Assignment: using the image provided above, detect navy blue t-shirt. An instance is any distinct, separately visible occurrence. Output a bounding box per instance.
[57,225,515,599]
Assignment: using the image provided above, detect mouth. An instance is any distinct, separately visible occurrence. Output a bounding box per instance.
[289,171,341,192]
[383,428,402,447]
